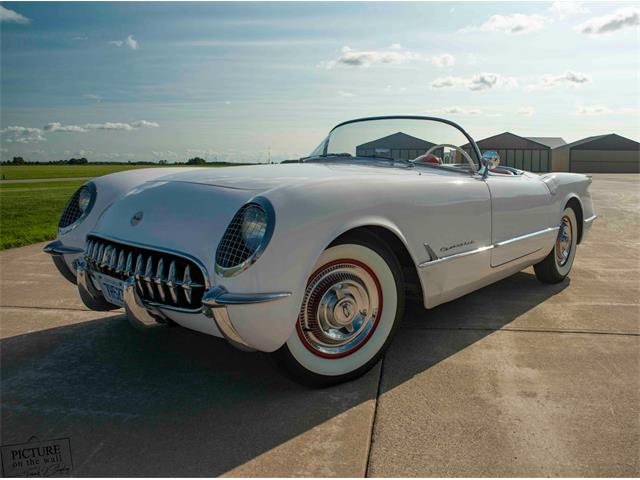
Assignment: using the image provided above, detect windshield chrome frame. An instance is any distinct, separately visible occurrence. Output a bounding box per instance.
[317,115,486,178]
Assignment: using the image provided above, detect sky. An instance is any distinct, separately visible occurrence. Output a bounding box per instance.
[1,1,639,163]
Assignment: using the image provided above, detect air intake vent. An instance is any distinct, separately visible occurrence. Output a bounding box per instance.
[85,236,207,311]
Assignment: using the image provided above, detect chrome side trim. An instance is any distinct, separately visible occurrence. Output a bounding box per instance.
[584,214,597,224]
[419,245,493,268]
[202,287,291,306]
[494,226,559,248]
[43,240,84,256]
[419,226,560,268]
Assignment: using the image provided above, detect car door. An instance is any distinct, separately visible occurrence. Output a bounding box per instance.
[485,173,555,267]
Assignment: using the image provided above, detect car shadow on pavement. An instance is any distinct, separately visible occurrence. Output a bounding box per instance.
[0,271,568,476]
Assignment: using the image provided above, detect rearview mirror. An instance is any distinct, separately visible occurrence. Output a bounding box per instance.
[482,150,500,169]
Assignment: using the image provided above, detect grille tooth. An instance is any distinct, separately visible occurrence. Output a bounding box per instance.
[144,257,155,299]
[86,240,94,259]
[182,265,192,304]
[124,252,133,277]
[109,248,118,270]
[116,250,125,274]
[92,242,101,263]
[100,245,110,268]
[134,254,145,293]
[154,258,166,302]
[166,261,178,304]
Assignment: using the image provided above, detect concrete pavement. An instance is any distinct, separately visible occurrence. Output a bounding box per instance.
[1,174,638,476]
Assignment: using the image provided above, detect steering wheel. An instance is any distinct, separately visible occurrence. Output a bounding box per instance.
[424,144,477,172]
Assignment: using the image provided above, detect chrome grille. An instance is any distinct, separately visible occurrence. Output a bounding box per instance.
[85,236,206,310]
[216,204,259,269]
[59,188,83,228]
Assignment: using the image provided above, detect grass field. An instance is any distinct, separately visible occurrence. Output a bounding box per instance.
[0,180,85,250]
[0,164,228,180]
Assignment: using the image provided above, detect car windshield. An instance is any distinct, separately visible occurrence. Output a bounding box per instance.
[307,117,481,173]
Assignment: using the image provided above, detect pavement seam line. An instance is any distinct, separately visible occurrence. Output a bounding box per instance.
[405,326,640,337]
[364,354,384,478]
[0,305,100,313]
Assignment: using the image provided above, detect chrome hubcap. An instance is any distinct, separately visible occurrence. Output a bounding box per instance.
[297,260,382,358]
[556,216,573,267]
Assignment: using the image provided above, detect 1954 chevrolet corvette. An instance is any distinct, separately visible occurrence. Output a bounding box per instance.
[45,116,596,386]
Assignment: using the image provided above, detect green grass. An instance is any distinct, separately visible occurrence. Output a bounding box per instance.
[0,164,228,180]
[0,180,85,250]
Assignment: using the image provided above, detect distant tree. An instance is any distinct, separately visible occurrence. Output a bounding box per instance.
[158,159,168,164]
[187,157,206,165]
[12,156,25,165]
[68,157,88,165]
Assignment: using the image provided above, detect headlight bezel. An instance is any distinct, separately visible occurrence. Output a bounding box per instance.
[58,181,97,235]
[215,197,275,278]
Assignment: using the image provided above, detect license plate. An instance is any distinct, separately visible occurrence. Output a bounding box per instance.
[93,272,124,307]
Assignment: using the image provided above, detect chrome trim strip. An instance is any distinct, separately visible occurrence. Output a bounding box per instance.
[202,286,291,307]
[43,240,84,256]
[419,245,493,268]
[419,226,560,268]
[494,226,559,248]
[584,214,597,224]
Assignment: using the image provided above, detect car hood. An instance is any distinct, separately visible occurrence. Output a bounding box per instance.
[154,162,457,192]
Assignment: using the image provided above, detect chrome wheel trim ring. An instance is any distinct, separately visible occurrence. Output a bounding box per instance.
[556,215,573,267]
[297,259,382,358]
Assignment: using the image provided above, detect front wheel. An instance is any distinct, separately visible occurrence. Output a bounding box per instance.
[272,232,405,387]
[534,206,578,284]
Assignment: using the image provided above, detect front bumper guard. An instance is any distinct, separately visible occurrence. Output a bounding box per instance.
[202,287,291,351]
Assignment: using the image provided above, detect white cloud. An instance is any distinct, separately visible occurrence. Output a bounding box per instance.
[318,45,455,70]
[337,90,355,97]
[43,120,160,133]
[431,53,455,68]
[529,70,591,90]
[462,13,549,34]
[82,93,102,103]
[517,107,535,116]
[575,105,640,116]
[0,126,45,143]
[108,35,139,50]
[428,106,483,116]
[576,8,640,36]
[549,2,589,18]
[125,35,139,50]
[0,5,30,24]
[319,45,421,69]
[431,73,517,91]
[44,122,88,133]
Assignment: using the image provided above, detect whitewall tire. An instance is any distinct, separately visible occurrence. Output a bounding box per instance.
[534,206,578,283]
[273,231,405,387]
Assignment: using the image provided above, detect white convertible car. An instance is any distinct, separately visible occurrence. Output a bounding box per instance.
[45,116,596,386]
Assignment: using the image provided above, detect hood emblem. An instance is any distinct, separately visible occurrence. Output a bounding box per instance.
[130,211,144,226]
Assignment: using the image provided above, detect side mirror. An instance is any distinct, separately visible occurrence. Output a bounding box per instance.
[482,150,500,170]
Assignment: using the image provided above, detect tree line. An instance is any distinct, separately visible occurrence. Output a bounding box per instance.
[1,156,253,166]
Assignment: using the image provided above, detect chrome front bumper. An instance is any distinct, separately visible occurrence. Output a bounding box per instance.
[75,256,291,350]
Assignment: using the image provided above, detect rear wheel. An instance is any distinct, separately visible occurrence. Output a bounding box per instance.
[273,232,405,387]
[534,207,578,284]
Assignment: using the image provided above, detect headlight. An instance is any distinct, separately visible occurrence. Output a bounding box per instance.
[78,185,93,213]
[58,182,96,233]
[215,198,275,277]
[241,205,268,251]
